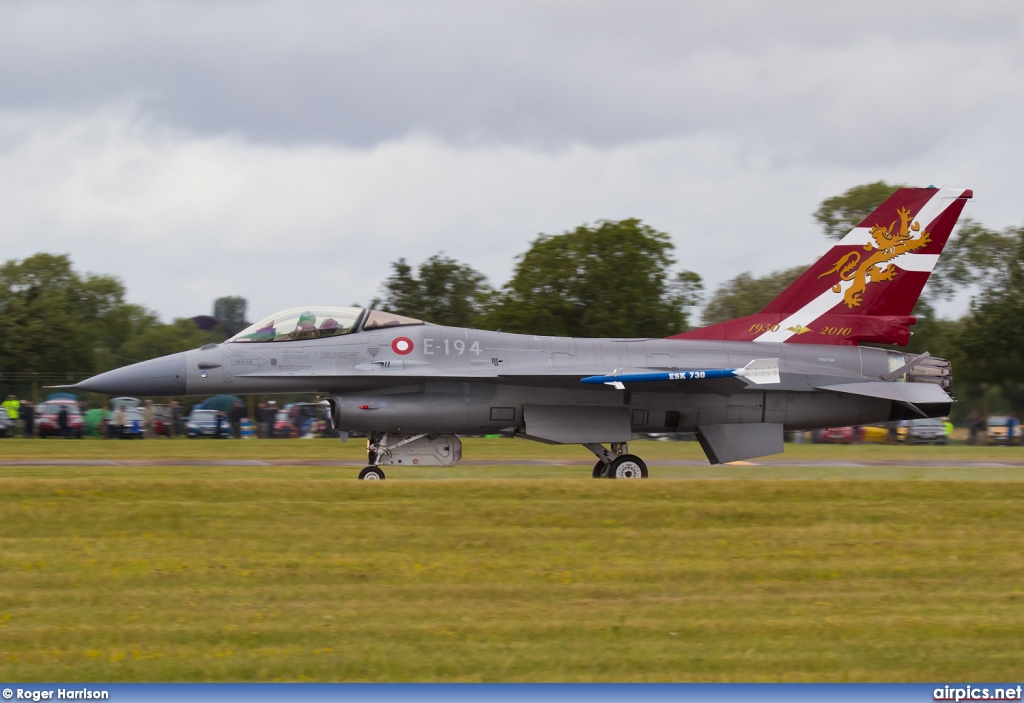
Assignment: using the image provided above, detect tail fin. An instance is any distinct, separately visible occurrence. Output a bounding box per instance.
[670,186,973,346]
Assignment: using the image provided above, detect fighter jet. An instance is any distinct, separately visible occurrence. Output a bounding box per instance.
[69,186,971,479]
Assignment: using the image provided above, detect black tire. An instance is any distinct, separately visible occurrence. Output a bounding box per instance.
[607,454,648,479]
[592,460,608,478]
[358,466,385,481]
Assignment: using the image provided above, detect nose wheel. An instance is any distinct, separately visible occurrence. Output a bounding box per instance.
[358,466,386,480]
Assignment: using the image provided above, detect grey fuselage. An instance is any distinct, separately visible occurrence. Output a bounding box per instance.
[77,322,943,441]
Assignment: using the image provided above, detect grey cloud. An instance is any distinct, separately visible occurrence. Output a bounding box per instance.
[2,1,1023,164]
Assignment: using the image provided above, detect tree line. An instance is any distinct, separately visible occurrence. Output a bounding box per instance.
[1,182,1021,418]
[0,254,249,387]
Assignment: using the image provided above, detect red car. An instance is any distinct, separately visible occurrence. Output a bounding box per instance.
[37,400,85,438]
[818,426,855,444]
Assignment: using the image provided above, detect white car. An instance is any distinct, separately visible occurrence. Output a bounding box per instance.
[905,417,948,445]
[0,412,13,437]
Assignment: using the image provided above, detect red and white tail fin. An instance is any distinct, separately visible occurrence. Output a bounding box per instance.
[670,186,973,346]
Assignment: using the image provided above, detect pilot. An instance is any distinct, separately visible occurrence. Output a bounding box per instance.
[291,311,318,340]
[318,318,339,337]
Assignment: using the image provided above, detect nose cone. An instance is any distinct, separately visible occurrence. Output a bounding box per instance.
[77,352,187,396]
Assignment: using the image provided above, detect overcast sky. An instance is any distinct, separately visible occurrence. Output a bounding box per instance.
[1,0,1022,325]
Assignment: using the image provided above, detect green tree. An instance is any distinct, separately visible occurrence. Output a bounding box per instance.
[700,266,806,326]
[213,296,249,336]
[0,253,128,374]
[955,226,1024,384]
[379,254,494,327]
[927,219,1020,300]
[119,318,219,362]
[813,181,906,240]
[488,219,702,337]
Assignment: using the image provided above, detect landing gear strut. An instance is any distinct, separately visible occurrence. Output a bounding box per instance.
[584,442,648,479]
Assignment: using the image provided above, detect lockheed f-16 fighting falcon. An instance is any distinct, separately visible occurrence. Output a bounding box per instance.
[67,186,972,479]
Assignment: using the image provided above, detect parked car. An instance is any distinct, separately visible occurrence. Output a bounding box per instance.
[0,412,12,438]
[861,424,894,444]
[904,417,949,445]
[985,416,1019,446]
[818,426,855,444]
[108,397,145,438]
[37,401,85,438]
[186,409,232,438]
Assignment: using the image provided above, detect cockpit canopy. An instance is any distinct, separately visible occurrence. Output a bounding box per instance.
[228,307,423,343]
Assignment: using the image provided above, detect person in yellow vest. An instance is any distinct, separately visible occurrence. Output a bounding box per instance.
[943,417,954,442]
[3,395,20,433]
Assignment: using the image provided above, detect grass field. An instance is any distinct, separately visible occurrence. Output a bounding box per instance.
[2,439,1024,681]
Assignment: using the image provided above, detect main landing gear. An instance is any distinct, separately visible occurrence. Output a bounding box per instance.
[585,442,649,479]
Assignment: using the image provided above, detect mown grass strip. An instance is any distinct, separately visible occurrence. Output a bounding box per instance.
[2,477,1023,681]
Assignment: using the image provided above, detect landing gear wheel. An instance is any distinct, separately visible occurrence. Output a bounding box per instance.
[592,460,608,479]
[358,466,386,481]
[607,455,648,479]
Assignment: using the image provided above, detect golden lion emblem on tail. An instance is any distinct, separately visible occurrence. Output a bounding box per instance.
[817,206,931,308]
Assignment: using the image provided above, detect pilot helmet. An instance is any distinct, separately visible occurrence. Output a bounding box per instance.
[298,311,316,326]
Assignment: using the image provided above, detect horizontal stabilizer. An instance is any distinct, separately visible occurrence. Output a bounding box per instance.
[815,381,951,404]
